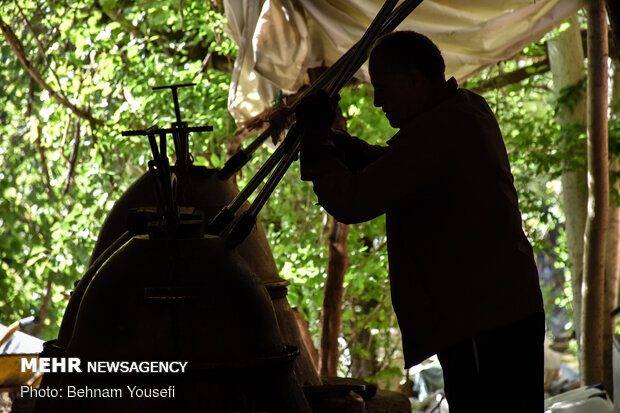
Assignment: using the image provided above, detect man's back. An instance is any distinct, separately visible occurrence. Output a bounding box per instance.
[300,29,545,412]
[306,83,543,366]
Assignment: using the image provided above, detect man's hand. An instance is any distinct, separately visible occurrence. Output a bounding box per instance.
[295,90,341,151]
[295,90,342,181]
[294,89,340,130]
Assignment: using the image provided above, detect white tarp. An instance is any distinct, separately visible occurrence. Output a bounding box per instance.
[224,0,583,124]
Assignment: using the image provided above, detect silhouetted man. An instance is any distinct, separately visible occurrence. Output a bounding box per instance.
[297,31,545,412]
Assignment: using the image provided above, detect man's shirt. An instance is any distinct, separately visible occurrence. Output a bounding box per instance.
[301,79,544,367]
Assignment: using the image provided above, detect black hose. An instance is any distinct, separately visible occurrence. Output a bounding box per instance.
[218,0,405,179]
[216,0,425,245]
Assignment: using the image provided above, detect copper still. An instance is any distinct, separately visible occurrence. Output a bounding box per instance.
[35,222,311,413]
[34,85,316,412]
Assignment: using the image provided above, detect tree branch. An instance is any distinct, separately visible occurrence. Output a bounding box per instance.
[100,7,181,59]
[35,122,52,195]
[97,4,232,71]
[15,1,67,101]
[346,290,391,351]
[62,118,81,196]
[470,28,620,94]
[31,273,54,337]
[470,57,550,93]
[60,114,72,163]
[0,15,104,126]
[26,78,34,117]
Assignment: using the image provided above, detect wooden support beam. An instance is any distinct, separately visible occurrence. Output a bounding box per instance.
[581,0,609,386]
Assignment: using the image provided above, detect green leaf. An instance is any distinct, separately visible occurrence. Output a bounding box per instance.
[209,152,221,167]
[74,34,86,51]
[341,308,354,321]
[100,0,117,13]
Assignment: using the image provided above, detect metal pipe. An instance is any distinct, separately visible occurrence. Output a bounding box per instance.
[380,0,424,35]
[218,0,422,179]
[220,0,399,188]
[225,128,304,247]
[218,1,398,179]
[121,126,213,136]
[209,131,295,233]
[326,0,399,96]
[245,130,303,220]
[216,0,425,242]
[217,129,273,179]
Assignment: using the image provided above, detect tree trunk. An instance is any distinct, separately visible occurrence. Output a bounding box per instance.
[311,69,352,376]
[581,0,609,386]
[604,170,620,395]
[320,216,350,376]
[603,59,620,397]
[547,15,588,352]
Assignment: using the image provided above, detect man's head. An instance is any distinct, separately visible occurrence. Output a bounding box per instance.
[369,31,446,128]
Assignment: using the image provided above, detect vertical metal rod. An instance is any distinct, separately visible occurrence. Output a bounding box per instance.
[159,132,167,159]
[171,87,182,124]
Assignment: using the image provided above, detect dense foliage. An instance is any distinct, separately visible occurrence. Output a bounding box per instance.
[0,0,235,339]
[0,0,606,387]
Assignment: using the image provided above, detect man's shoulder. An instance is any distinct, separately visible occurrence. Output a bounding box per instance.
[452,87,495,115]
[398,88,493,134]
[435,88,500,135]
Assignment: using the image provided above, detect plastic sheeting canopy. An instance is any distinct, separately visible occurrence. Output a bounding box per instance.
[224,0,582,124]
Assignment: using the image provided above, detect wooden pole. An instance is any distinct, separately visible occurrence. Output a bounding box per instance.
[320,216,350,376]
[581,0,609,386]
[604,59,620,400]
[548,15,588,356]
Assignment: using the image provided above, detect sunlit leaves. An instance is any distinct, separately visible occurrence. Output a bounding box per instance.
[0,0,235,339]
[0,0,596,388]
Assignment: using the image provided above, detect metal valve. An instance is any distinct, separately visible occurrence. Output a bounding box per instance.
[121,82,213,168]
[120,82,214,229]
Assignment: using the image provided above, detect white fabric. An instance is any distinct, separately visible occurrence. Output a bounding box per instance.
[0,324,43,354]
[224,0,583,124]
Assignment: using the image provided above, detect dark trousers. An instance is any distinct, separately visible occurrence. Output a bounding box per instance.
[437,310,545,413]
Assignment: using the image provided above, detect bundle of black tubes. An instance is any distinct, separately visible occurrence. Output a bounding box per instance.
[210,0,424,247]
